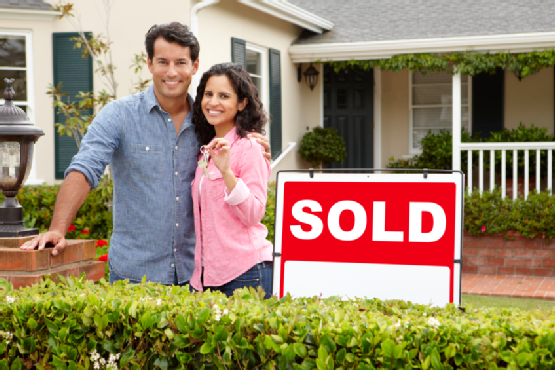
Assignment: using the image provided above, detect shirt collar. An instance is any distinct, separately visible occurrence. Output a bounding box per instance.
[223,126,241,146]
[145,84,194,114]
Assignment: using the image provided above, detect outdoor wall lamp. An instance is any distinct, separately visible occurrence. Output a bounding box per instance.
[298,63,320,91]
[0,78,45,236]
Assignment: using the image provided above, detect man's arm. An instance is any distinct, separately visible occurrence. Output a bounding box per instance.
[20,171,91,255]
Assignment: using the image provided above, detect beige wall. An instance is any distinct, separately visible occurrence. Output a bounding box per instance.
[380,69,409,167]
[198,0,306,181]
[3,0,193,185]
[505,67,554,134]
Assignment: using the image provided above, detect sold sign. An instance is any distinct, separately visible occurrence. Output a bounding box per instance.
[272,172,463,306]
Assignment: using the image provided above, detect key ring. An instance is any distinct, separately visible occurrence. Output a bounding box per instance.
[200,145,210,162]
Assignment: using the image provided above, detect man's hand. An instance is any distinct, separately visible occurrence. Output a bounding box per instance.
[247,131,272,161]
[20,230,67,256]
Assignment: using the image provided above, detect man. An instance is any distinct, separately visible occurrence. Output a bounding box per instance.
[21,23,271,286]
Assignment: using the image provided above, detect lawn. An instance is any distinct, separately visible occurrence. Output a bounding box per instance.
[462,294,555,311]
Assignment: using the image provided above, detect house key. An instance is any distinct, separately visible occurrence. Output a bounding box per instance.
[198,146,211,180]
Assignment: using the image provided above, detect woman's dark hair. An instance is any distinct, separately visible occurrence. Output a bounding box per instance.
[145,22,199,62]
[193,63,267,145]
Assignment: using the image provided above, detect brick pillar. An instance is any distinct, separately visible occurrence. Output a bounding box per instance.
[0,237,105,289]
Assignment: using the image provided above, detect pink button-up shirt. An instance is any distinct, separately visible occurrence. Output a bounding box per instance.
[190,128,272,291]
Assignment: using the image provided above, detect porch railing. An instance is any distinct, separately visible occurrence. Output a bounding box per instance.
[459,142,554,199]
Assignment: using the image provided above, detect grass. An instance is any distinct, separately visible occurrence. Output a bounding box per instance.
[462,294,555,311]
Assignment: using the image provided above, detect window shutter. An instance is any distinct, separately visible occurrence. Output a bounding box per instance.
[472,68,504,140]
[231,37,246,69]
[53,32,93,179]
[269,48,281,159]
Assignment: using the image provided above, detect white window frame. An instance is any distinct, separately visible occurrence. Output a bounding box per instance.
[245,43,269,132]
[0,29,40,184]
[408,71,472,155]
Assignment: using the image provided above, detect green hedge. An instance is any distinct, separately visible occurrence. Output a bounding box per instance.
[464,189,555,240]
[1,276,555,369]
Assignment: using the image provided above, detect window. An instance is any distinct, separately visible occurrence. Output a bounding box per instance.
[0,31,33,115]
[246,44,268,116]
[409,71,471,153]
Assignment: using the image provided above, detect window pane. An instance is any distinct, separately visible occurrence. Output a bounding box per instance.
[246,49,261,76]
[0,36,26,68]
[0,70,26,101]
[413,70,468,84]
[413,107,469,149]
[413,82,468,105]
[251,75,262,96]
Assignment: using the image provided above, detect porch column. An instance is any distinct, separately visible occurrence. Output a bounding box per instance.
[452,71,462,171]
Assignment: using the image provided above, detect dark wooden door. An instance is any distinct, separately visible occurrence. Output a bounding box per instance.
[324,65,373,168]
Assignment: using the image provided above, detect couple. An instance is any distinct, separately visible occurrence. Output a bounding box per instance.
[21,23,274,298]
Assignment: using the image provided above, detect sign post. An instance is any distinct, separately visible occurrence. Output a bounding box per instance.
[272,170,464,306]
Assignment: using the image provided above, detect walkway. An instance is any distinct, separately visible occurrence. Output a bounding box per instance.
[462,274,555,300]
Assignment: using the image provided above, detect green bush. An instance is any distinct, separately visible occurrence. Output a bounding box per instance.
[298,127,347,168]
[1,276,555,369]
[464,189,555,240]
[4,183,112,240]
[262,182,276,243]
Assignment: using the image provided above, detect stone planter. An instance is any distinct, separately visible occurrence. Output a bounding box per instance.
[463,232,555,277]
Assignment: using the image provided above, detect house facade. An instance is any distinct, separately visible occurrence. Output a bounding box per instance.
[2,0,555,186]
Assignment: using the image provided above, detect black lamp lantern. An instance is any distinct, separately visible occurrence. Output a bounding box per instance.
[303,64,320,91]
[0,78,45,236]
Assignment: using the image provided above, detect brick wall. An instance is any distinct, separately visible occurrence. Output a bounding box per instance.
[463,232,555,277]
[0,239,105,289]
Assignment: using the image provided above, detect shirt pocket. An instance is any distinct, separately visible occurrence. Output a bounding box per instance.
[206,170,225,200]
[130,144,163,183]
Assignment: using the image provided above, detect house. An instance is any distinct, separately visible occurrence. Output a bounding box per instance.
[1,0,554,191]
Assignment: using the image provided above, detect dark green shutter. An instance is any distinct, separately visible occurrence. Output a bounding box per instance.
[53,32,93,179]
[231,37,246,68]
[472,68,504,140]
[269,48,281,159]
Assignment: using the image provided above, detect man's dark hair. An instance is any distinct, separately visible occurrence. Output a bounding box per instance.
[145,22,200,62]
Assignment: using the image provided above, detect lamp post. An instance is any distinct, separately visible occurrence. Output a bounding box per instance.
[0,78,45,236]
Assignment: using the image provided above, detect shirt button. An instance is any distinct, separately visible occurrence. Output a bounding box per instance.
[175,146,178,150]
[168,118,172,122]
[174,248,177,252]
[146,146,150,151]
[176,223,179,227]
[175,172,178,176]
[176,197,179,201]
[171,263,175,268]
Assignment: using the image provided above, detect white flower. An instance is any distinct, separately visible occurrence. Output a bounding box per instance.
[215,314,221,321]
[100,358,106,366]
[223,309,229,315]
[427,317,441,328]
[93,361,100,369]
[213,304,220,310]
[6,296,15,303]
[156,299,162,306]
[393,321,401,329]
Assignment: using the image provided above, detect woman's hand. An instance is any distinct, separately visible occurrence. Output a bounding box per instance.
[207,138,238,193]
[247,131,272,161]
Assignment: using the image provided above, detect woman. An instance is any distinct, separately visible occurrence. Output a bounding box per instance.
[189,63,273,298]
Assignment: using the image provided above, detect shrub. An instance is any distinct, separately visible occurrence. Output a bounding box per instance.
[4,183,112,241]
[464,188,555,240]
[1,276,555,369]
[262,182,276,243]
[298,127,347,168]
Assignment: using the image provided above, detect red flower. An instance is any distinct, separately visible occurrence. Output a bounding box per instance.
[96,239,108,247]
[97,254,108,262]
[81,229,90,234]
[481,226,486,232]
[67,225,76,232]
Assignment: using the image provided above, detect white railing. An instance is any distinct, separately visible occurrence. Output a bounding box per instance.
[459,142,555,199]
[271,142,297,170]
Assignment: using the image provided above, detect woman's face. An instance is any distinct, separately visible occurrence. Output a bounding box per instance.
[201,75,247,132]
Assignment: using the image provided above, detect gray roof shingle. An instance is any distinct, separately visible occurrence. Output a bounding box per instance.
[289,0,555,45]
[0,0,51,10]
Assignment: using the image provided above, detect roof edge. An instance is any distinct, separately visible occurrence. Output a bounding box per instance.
[238,0,333,34]
[0,7,62,21]
[289,32,555,62]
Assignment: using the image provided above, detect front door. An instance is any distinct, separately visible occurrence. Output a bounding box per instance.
[324,65,373,168]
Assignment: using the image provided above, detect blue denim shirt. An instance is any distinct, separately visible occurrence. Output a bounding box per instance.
[66,85,199,284]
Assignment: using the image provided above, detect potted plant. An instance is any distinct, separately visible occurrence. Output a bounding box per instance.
[298,127,347,168]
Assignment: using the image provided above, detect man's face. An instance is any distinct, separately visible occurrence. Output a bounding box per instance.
[148,37,199,103]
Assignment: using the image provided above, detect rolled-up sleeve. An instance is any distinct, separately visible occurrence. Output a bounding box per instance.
[64,100,124,190]
[223,139,270,227]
